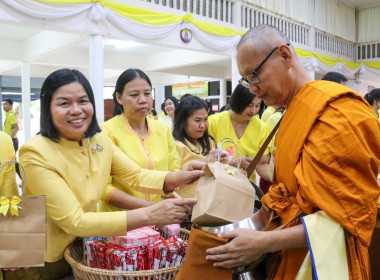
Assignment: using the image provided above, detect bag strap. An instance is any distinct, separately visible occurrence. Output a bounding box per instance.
[246,111,283,178]
[274,211,305,231]
[0,160,27,195]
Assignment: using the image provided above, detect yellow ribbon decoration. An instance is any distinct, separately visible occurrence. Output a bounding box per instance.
[0,196,22,216]
[224,164,237,176]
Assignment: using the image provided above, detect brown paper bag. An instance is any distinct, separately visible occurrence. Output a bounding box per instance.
[191,161,255,226]
[0,160,47,267]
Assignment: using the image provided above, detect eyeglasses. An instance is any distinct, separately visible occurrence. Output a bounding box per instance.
[239,42,290,88]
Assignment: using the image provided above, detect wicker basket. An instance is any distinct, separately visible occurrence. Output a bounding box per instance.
[64,228,190,280]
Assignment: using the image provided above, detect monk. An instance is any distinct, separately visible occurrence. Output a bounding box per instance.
[205,25,380,279]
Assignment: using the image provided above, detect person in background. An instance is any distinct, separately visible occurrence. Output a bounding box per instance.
[158,96,178,130]
[2,99,20,178]
[260,105,276,122]
[157,102,166,119]
[5,69,203,280]
[321,71,348,85]
[99,69,180,211]
[208,84,271,185]
[218,104,230,112]
[149,108,158,120]
[364,88,380,120]
[2,99,19,152]
[206,25,380,280]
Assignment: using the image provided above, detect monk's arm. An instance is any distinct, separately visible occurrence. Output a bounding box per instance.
[206,224,307,268]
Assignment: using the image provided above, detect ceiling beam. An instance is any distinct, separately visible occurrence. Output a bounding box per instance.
[22,30,86,61]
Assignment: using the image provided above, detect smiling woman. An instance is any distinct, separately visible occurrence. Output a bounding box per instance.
[5,69,204,280]
[208,84,271,185]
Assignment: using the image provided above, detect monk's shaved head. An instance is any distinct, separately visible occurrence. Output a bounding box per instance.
[237,25,291,55]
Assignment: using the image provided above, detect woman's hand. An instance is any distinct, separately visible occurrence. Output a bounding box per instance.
[230,156,253,170]
[163,161,205,192]
[146,197,196,226]
[127,197,197,230]
[207,149,229,163]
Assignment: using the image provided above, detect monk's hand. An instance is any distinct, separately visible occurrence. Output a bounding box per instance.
[206,229,267,269]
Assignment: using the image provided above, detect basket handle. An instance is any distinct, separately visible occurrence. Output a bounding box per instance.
[217,137,242,170]
[0,160,27,195]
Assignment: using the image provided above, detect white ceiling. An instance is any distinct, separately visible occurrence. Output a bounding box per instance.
[0,22,231,85]
[340,0,380,9]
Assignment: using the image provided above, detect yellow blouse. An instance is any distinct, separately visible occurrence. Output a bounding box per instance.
[19,131,168,262]
[99,115,179,210]
[0,131,18,196]
[208,110,270,182]
[175,138,215,198]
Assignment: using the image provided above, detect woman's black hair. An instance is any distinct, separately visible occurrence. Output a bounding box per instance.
[164,96,179,108]
[112,69,152,116]
[229,84,257,114]
[173,95,213,156]
[364,88,380,106]
[39,69,100,142]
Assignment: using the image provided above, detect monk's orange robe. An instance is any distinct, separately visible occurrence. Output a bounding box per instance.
[262,81,380,280]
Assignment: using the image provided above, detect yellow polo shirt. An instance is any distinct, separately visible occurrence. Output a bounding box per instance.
[99,115,179,210]
[19,131,168,262]
[3,109,18,138]
[208,110,270,182]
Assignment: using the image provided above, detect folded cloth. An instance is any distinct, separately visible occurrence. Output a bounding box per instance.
[175,226,231,280]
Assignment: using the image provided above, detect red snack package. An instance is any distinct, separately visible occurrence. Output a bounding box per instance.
[113,249,126,272]
[165,242,179,268]
[125,247,138,272]
[175,240,188,266]
[153,240,167,270]
[145,244,154,270]
[137,246,146,271]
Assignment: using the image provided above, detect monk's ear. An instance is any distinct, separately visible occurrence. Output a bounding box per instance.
[278,44,293,66]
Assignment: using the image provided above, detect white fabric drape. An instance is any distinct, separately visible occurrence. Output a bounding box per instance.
[2,0,380,78]
[358,6,380,43]
[298,56,360,79]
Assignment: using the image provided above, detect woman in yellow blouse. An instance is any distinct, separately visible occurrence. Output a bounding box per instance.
[5,69,202,280]
[208,84,271,183]
[173,95,219,230]
[100,69,180,211]
[173,95,216,199]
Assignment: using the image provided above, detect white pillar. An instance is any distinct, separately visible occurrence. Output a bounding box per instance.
[231,56,240,91]
[89,34,104,124]
[219,79,226,107]
[21,61,31,142]
[153,84,165,114]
